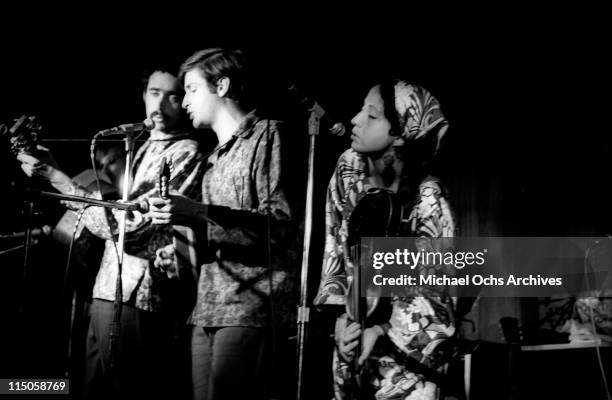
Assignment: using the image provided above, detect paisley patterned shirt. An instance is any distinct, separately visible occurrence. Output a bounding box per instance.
[188,112,296,328]
[66,134,203,312]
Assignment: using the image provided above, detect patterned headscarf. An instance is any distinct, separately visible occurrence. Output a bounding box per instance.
[391,81,449,155]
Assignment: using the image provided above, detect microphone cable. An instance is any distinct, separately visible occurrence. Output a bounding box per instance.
[62,205,90,378]
[89,127,147,372]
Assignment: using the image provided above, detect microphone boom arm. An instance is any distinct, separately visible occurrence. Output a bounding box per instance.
[31,190,142,212]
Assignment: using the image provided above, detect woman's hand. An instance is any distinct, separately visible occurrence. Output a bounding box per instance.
[335,316,361,363]
[357,325,385,365]
[335,315,386,365]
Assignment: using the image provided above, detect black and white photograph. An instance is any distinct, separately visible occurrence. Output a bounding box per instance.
[0,9,610,400]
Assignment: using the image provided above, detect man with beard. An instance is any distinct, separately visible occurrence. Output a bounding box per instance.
[18,66,204,399]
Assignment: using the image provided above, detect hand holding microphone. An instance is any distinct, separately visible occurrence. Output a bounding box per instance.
[147,194,202,227]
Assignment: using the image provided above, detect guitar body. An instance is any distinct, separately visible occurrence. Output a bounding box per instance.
[53,170,118,247]
[345,188,406,323]
[344,188,408,400]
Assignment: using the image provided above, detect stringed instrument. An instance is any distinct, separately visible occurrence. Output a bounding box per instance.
[1,115,42,155]
[2,114,118,245]
[2,113,116,274]
[344,188,410,399]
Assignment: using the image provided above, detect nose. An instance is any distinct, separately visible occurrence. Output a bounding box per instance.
[148,94,164,114]
[351,110,364,127]
[157,95,170,113]
[182,95,190,109]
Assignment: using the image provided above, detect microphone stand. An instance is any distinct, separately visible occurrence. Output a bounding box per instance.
[14,181,141,381]
[32,190,142,211]
[19,199,35,314]
[24,132,141,374]
[0,244,25,256]
[108,132,137,372]
[296,102,325,400]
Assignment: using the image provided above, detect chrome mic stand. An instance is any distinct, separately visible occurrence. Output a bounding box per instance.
[98,131,137,372]
[18,181,144,380]
[296,102,325,400]
[32,190,143,212]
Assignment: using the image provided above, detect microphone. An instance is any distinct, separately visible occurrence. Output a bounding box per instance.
[287,84,346,136]
[0,225,53,240]
[131,200,150,214]
[96,119,155,137]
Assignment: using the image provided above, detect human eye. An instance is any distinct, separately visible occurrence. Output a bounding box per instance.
[365,105,381,120]
[168,94,181,104]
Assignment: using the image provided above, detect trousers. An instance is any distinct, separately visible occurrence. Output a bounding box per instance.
[191,326,267,400]
[83,299,179,399]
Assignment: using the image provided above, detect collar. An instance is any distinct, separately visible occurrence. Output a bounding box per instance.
[149,128,191,142]
[232,109,259,139]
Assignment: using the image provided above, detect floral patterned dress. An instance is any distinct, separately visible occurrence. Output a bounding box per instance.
[315,149,456,400]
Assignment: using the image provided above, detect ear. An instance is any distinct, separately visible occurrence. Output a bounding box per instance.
[216,77,230,97]
[142,90,146,102]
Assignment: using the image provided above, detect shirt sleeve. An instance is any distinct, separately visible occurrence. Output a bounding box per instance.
[61,183,115,240]
[65,141,204,241]
[205,121,293,250]
[313,151,354,305]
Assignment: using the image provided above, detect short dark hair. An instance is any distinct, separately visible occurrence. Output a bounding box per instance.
[141,64,183,93]
[179,48,250,105]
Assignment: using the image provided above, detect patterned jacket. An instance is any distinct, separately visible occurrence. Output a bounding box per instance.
[66,134,203,312]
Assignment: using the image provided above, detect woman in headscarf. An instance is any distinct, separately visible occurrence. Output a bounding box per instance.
[314,80,456,400]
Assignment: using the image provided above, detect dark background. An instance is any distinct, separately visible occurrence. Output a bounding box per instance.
[1,13,609,236]
[0,8,611,399]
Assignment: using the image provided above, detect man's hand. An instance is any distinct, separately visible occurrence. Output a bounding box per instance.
[148,194,204,227]
[154,244,176,269]
[154,244,178,278]
[20,145,60,168]
[17,145,72,189]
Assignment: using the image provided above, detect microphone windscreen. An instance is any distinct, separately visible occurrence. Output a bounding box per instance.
[143,118,156,130]
[330,123,346,137]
